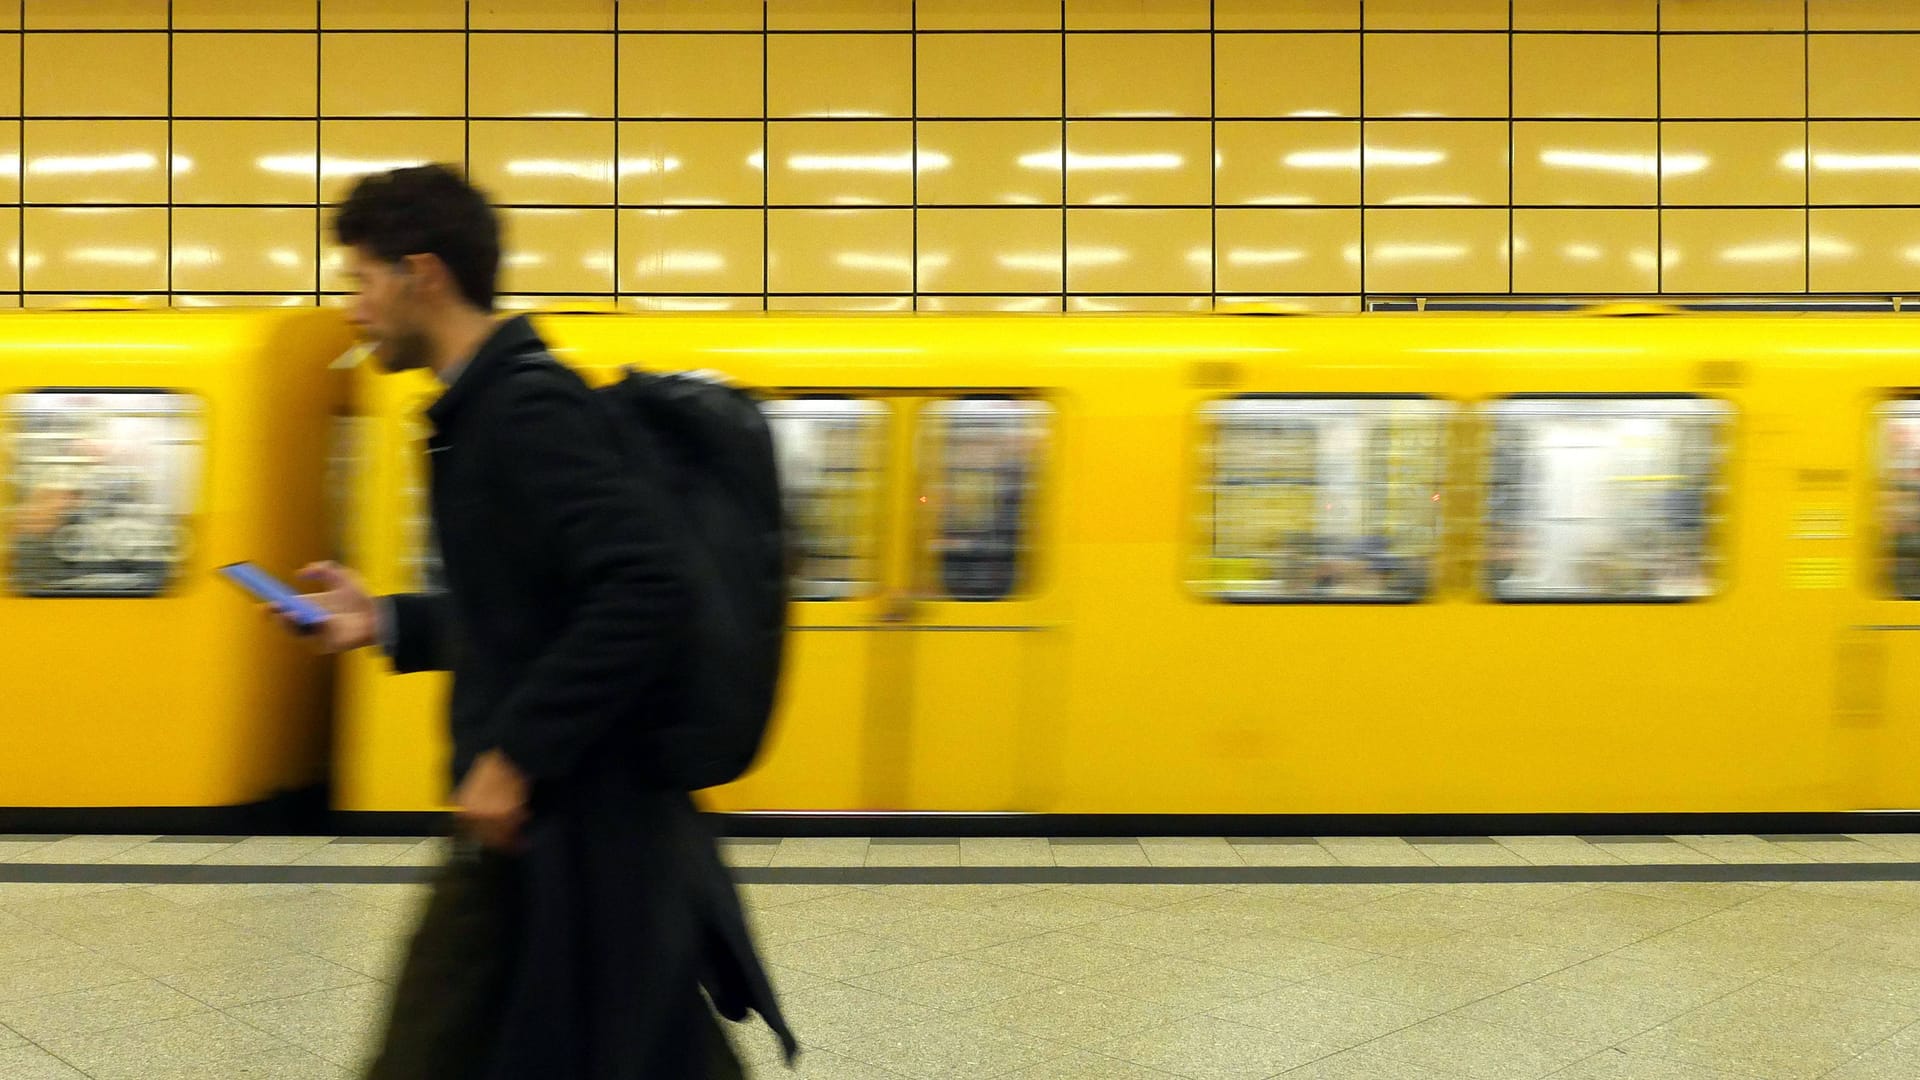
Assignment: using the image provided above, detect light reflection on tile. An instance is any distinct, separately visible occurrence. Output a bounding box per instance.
[618,203,760,290]
[766,208,913,294]
[467,121,615,206]
[916,207,1061,294]
[1217,120,1362,206]
[22,120,168,205]
[1512,121,1659,206]
[1660,208,1807,294]
[1066,207,1212,293]
[916,120,1062,206]
[618,120,762,206]
[1065,120,1211,206]
[767,121,915,207]
[20,208,168,293]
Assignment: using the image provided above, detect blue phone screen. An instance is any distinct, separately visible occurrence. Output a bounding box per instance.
[218,563,328,629]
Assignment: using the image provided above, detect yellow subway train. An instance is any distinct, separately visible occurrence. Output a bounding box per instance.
[333,308,1920,821]
[6,306,1920,827]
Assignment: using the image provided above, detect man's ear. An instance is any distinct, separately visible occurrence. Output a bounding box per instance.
[398,252,450,300]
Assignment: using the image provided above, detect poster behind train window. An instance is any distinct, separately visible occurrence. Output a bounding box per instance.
[1483,397,1728,602]
[4,390,203,598]
[760,398,888,602]
[920,399,1050,603]
[1200,397,1451,602]
[1876,402,1920,598]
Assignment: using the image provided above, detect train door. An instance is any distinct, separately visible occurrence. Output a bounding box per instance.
[707,392,1059,813]
[884,397,1058,811]
[707,395,893,811]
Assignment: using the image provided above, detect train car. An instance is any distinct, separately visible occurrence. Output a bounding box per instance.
[329,309,1920,827]
[0,308,352,827]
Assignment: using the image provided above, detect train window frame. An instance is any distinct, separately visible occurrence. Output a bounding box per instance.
[1874,399,1920,600]
[1192,393,1456,606]
[1480,393,1732,606]
[3,387,206,600]
[760,394,892,603]
[913,395,1053,605]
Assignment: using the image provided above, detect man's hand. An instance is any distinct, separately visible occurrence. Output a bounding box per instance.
[455,750,530,852]
[281,561,378,653]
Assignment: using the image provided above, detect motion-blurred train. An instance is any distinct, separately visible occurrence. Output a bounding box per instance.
[5,304,1920,831]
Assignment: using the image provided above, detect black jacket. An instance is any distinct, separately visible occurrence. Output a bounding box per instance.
[386,316,796,1076]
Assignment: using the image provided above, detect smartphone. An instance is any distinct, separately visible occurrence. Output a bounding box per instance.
[217,562,328,633]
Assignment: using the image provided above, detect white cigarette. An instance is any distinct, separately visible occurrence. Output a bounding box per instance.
[331,342,374,370]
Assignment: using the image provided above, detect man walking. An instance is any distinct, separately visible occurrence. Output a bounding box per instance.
[289,164,792,1078]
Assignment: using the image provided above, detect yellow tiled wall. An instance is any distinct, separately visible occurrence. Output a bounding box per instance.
[3,1,1920,312]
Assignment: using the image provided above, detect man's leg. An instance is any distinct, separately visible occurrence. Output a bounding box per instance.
[363,840,520,1080]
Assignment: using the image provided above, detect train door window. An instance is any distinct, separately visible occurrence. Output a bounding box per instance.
[3,390,203,597]
[1199,397,1452,602]
[1876,401,1920,598]
[1483,397,1729,602]
[400,408,444,593]
[918,398,1051,602]
[325,414,363,564]
[762,398,889,601]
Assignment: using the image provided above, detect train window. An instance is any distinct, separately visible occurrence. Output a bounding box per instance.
[1199,397,1452,602]
[919,398,1050,602]
[1877,402,1920,598]
[1484,397,1728,602]
[3,390,203,598]
[762,398,888,601]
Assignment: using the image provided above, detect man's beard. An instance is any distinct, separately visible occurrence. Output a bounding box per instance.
[374,328,432,373]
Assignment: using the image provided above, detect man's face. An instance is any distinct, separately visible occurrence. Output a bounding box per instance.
[345,245,431,373]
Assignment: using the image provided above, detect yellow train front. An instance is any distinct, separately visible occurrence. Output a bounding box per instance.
[0,308,351,827]
[332,309,1920,825]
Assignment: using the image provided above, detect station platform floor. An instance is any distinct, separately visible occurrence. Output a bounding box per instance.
[0,832,1917,1079]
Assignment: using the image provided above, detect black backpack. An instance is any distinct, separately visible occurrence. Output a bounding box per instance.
[598,368,789,791]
